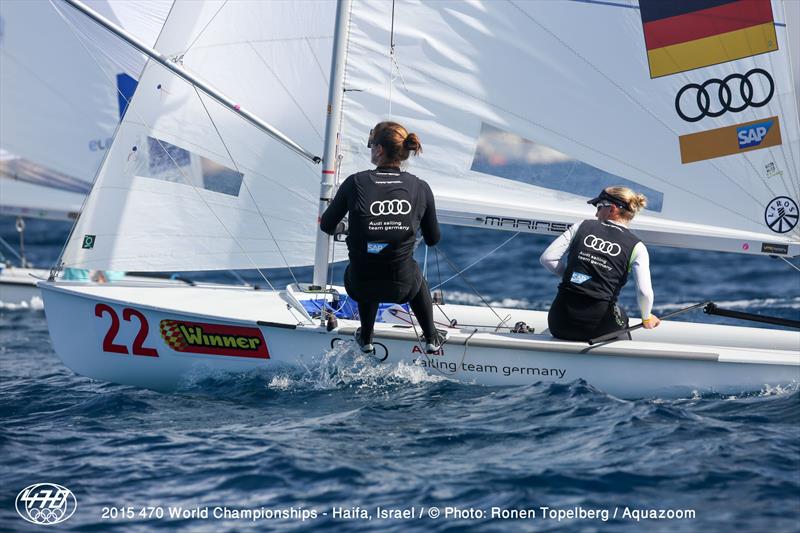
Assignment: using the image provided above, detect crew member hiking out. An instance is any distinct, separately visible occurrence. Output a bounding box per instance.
[540,186,661,342]
[320,121,443,354]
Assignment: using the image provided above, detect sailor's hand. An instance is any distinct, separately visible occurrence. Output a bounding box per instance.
[642,315,661,329]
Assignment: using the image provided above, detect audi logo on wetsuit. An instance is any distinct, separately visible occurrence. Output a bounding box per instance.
[583,235,621,256]
[370,199,412,216]
[675,68,774,123]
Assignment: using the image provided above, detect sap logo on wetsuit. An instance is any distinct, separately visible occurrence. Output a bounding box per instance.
[370,200,411,216]
[570,272,592,284]
[737,120,773,149]
[367,242,388,254]
[583,235,621,256]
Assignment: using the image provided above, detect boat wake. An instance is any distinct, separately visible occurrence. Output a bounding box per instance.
[174,341,447,397]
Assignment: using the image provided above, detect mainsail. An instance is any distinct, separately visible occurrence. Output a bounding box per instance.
[337,0,799,256]
[60,0,799,276]
[0,0,170,220]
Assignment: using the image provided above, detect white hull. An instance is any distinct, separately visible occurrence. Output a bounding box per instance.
[0,267,46,309]
[39,282,799,399]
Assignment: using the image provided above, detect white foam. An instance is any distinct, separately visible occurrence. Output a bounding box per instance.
[0,295,44,311]
[303,341,445,390]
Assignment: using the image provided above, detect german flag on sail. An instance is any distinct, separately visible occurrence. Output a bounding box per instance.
[640,0,777,78]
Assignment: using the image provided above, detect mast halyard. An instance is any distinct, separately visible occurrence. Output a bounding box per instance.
[312,0,353,290]
[61,0,321,165]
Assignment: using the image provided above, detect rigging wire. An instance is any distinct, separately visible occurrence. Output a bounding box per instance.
[181,0,229,58]
[0,236,24,262]
[432,245,511,328]
[194,87,299,289]
[777,256,800,273]
[388,0,395,118]
[430,232,521,291]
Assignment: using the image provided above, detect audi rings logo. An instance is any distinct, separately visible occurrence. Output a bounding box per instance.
[675,69,774,123]
[583,235,621,256]
[370,199,411,216]
[16,483,78,525]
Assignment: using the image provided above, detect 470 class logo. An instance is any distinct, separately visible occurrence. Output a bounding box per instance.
[160,319,270,359]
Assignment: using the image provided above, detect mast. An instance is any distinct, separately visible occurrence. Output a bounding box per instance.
[312,0,352,289]
[61,0,320,164]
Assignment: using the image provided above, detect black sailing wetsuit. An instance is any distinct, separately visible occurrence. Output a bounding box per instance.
[548,219,641,341]
[320,166,440,344]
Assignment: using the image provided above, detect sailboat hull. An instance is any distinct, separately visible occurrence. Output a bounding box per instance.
[39,282,799,398]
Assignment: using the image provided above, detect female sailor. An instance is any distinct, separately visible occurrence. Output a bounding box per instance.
[320,121,443,353]
[540,186,661,341]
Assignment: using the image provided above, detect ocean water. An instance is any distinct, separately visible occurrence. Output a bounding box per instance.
[1,216,799,532]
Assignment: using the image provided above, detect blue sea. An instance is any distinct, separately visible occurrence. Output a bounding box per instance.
[1,215,799,532]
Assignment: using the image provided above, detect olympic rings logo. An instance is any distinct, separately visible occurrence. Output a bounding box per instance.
[583,235,621,256]
[370,199,411,216]
[15,483,77,525]
[675,68,774,123]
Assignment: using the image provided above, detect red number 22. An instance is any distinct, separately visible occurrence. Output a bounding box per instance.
[95,304,159,357]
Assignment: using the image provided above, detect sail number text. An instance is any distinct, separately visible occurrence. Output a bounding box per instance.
[95,304,159,357]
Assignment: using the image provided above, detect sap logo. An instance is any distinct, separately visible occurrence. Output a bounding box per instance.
[367,242,388,254]
[737,120,773,149]
[89,138,113,151]
[570,272,591,284]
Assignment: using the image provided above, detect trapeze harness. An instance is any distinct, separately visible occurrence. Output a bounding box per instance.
[320,166,440,344]
[547,219,642,341]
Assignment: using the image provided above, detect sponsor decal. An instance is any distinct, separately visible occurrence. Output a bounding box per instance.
[760,243,789,255]
[570,272,592,285]
[737,119,774,149]
[82,234,96,249]
[16,483,77,525]
[367,242,389,254]
[480,216,571,233]
[679,116,782,164]
[160,319,269,359]
[764,196,798,234]
[639,0,777,78]
[675,69,773,122]
[116,72,137,120]
[583,235,622,256]
[412,344,443,356]
[370,199,411,216]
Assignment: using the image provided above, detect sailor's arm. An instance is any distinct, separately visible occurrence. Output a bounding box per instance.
[419,181,441,246]
[630,242,661,329]
[320,177,352,235]
[539,222,579,275]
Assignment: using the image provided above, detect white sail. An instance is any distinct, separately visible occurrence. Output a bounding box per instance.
[338,0,800,256]
[0,0,171,220]
[61,0,336,271]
